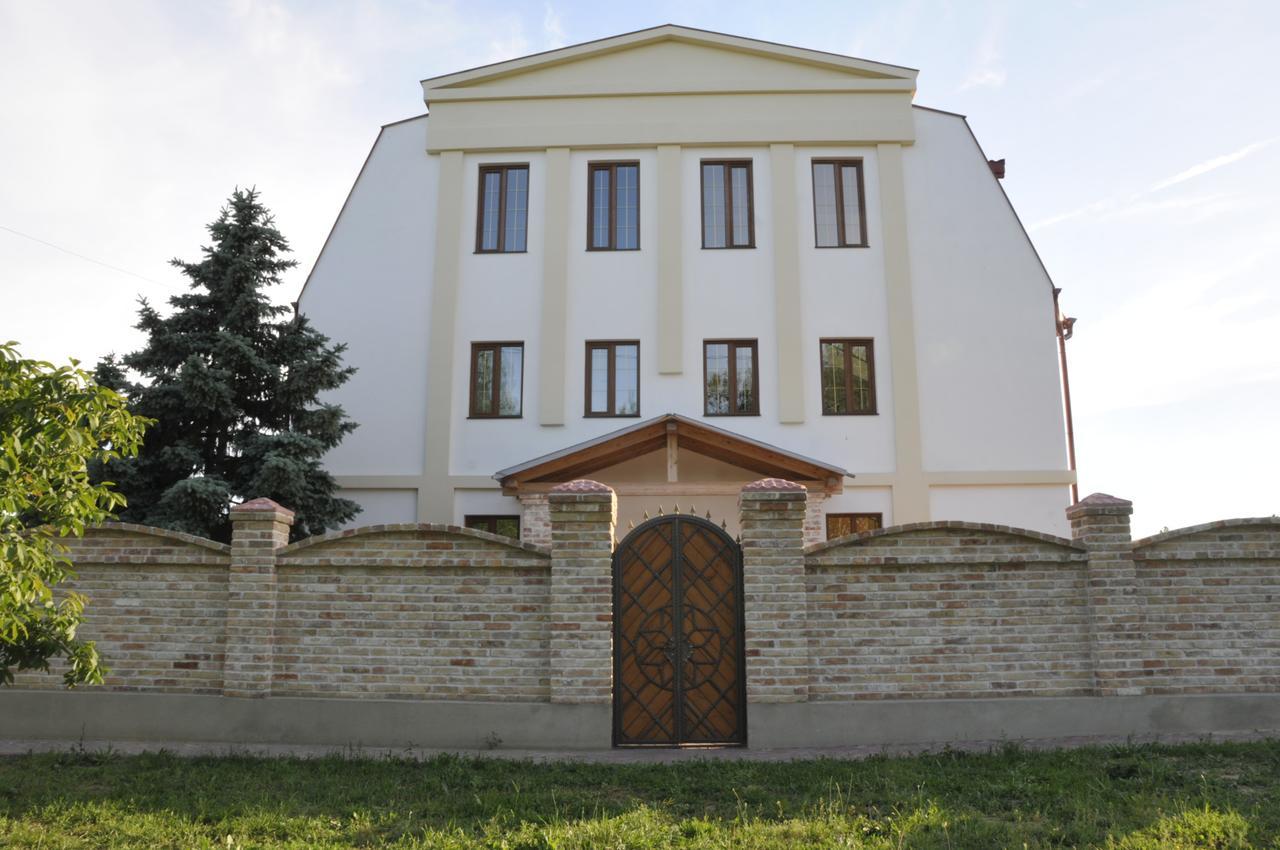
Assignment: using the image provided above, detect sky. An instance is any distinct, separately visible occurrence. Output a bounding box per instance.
[1,0,1278,536]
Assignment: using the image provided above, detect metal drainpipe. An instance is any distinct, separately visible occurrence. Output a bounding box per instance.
[1053,287,1080,504]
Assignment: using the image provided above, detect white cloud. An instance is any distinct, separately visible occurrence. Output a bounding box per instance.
[543,4,566,49]
[1149,138,1277,192]
[958,12,1006,91]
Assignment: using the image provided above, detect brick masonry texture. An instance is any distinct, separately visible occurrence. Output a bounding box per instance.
[11,525,230,694]
[805,524,1092,700]
[9,486,1280,710]
[273,525,551,701]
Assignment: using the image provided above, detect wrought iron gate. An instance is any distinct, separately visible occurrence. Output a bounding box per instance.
[612,514,746,746]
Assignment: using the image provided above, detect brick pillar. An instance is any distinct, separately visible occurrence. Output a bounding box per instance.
[1068,493,1142,696]
[225,498,293,698]
[518,493,552,548]
[548,480,616,704]
[740,478,809,703]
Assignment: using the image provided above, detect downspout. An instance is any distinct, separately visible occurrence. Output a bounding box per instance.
[1053,287,1079,504]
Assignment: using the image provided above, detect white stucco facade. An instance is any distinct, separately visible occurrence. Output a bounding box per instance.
[297,25,1075,537]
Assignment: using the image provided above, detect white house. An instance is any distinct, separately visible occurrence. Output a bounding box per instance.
[298,25,1076,542]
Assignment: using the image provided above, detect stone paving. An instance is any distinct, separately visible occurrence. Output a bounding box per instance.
[2,730,1274,764]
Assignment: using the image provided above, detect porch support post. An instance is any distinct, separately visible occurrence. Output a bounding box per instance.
[739,479,809,704]
[548,480,616,704]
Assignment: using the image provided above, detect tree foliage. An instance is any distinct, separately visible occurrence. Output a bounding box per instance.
[98,188,359,542]
[0,342,149,686]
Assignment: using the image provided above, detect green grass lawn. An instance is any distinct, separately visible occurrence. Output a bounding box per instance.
[1,740,1277,849]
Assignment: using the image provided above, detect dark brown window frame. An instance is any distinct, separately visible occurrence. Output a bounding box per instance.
[586,161,641,251]
[584,340,641,418]
[819,337,877,416]
[468,341,524,419]
[702,339,760,417]
[465,514,521,539]
[699,159,755,249]
[811,159,868,248]
[475,163,530,254]
[826,512,883,540]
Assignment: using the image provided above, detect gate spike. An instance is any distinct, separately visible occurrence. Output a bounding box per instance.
[657,505,664,516]
[673,503,680,513]
[628,520,635,530]
[643,510,649,520]
[720,518,727,530]
[705,510,711,520]
[689,504,696,515]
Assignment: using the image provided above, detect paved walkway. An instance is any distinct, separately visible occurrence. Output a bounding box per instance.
[2,730,1274,763]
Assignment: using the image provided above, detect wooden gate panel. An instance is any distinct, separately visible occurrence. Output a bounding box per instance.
[613,515,745,747]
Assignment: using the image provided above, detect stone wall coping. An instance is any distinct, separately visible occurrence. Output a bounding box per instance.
[1131,516,1280,550]
[1066,493,1133,518]
[81,522,232,554]
[549,479,614,494]
[231,498,296,520]
[804,520,1085,557]
[742,478,807,492]
[275,523,551,558]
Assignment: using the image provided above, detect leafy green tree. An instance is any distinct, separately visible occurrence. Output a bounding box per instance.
[98,188,359,542]
[0,342,148,686]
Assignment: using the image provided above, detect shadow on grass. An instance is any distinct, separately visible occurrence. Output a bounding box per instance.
[0,740,1277,848]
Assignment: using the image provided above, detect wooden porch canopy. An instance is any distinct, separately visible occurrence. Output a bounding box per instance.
[494,414,850,494]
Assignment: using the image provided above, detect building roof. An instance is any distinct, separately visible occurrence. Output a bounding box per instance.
[493,413,850,492]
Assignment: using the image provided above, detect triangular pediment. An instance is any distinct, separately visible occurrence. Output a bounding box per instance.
[423,24,916,103]
[494,414,849,493]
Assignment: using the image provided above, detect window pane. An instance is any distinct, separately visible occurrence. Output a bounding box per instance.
[615,344,638,415]
[498,345,522,415]
[841,165,863,245]
[589,347,609,413]
[826,514,853,539]
[591,168,610,248]
[473,348,494,415]
[481,172,501,251]
[813,163,838,247]
[821,341,847,414]
[853,513,882,533]
[730,167,750,246]
[735,344,755,413]
[704,343,729,413]
[616,165,638,249]
[504,167,528,252]
[702,164,726,247]
[850,344,871,411]
[495,517,521,539]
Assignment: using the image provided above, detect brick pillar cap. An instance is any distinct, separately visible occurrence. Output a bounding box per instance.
[549,479,613,494]
[231,498,296,521]
[742,478,806,493]
[1066,492,1132,519]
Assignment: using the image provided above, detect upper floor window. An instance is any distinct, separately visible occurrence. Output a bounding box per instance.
[585,341,640,417]
[476,164,529,253]
[701,160,754,248]
[470,342,523,418]
[820,338,876,415]
[588,162,639,250]
[826,512,883,539]
[704,339,758,416]
[812,159,867,248]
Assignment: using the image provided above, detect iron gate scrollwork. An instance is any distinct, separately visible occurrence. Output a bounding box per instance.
[612,514,746,746]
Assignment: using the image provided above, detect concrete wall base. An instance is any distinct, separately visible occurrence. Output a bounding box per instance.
[749,694,1280,749]
[0,691,611,751]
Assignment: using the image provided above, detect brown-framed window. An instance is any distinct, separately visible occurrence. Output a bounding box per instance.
[587,162,639,250]
[826,512,883,539]
[701,160,754,248]
[465,515,521,539]
[812,159,868,248]
[469,342,524,418]
[476,164,529,253]
[704,340,759,416]
[820,338,876,415]
[585,341,640,417]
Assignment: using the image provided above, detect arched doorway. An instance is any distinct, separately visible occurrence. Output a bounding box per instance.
[612,514,746,746]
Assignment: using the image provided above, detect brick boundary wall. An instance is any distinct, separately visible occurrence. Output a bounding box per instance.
[10,484,1280,712]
